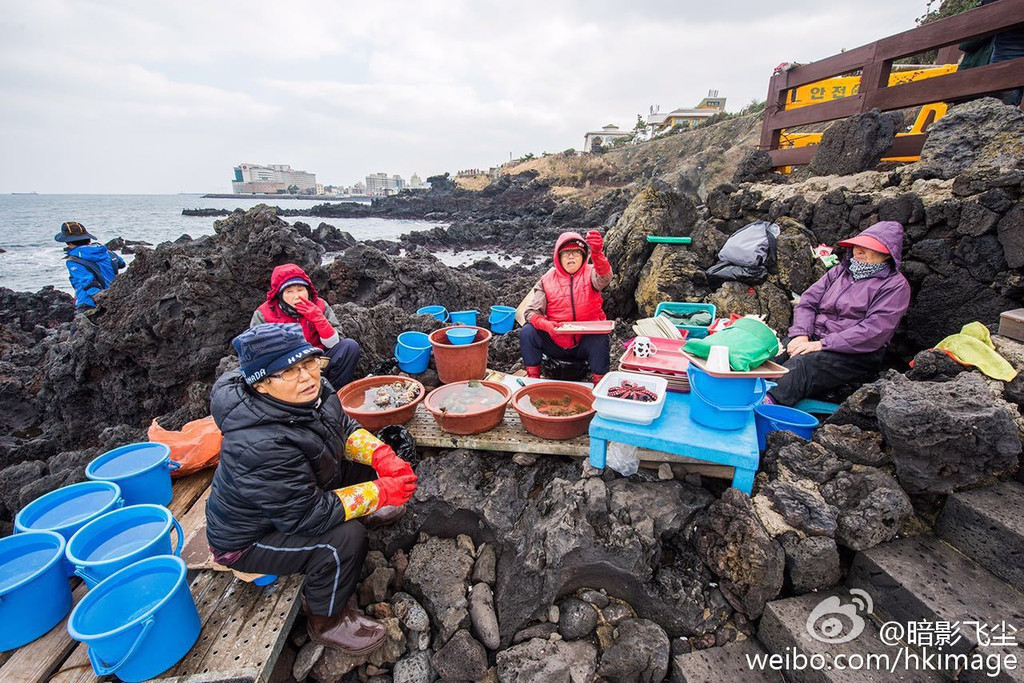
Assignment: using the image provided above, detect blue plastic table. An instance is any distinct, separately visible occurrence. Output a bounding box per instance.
[588,392,760,493]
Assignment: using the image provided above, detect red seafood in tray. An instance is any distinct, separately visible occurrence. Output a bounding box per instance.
[606,379,658,402]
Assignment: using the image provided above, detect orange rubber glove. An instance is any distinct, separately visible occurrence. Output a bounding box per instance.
[372,443,413,478]
[374,474,418,507]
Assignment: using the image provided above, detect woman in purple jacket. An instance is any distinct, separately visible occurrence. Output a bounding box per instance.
[766,221,912,406]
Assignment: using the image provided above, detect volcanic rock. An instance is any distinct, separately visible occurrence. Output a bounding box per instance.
[876,371,1021,494]
[430,629,488,682]
[596,618,671,683]
[405,536,474,643]
[603,183,698,319]
[917,97,1024,180]
[777,533,842,593]
[820,467,912,550]
[695,488,784,618]
[809,109,903,176]
[812,423,888,467]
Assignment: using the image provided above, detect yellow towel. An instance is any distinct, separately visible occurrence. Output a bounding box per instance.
[936,322,1018,382]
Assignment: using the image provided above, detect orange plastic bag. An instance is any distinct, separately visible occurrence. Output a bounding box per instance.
[147,415,222,478]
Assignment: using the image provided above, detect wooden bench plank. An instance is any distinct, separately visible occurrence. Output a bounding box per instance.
[1,470,215,683]
[161,575,303,683]
[179,488,214,570]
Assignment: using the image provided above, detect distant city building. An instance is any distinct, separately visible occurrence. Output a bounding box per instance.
[646,90,727,135]
[353,181,367,195]
[409,173,423,189]
[583,124,632,153]
[365,172,407,196]
[232,163,317,194]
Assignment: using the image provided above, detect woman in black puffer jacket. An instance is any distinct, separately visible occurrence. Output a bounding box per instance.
[206,323,416,655]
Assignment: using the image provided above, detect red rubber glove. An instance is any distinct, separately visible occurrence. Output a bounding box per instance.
[372,444,413,478]
[374,474,418,507]
[586,230,611,276]
[530,314,574,346]
[294,297,337,340]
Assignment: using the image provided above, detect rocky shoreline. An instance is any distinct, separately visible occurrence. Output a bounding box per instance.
[2,97,1023,681]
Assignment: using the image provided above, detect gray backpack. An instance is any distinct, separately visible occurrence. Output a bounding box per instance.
[706,220,781,285]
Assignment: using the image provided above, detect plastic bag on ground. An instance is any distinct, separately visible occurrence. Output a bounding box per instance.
[377,425,420,470]
[148,415,222,478]
[606,441,640,477]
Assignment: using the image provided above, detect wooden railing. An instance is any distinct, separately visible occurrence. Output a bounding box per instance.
[760,1,1024,167]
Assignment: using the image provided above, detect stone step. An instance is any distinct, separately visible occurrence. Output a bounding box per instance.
[670,638,782,682]
[935,481,1024,592]
[848,534,1024,682]
[757,589,945,682]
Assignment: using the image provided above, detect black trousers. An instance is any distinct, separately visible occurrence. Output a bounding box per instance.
[227,462,376,618]
[519,323,611,374]
[768,337,886,407]
[324,338,361,390]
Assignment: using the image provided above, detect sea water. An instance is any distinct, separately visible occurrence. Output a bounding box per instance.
[0,194,450,294]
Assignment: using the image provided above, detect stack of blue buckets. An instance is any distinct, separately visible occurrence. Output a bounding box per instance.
[398,304,517,373]
[0,442,203,681]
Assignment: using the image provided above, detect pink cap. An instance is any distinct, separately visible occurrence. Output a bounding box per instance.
[838,234,889,254]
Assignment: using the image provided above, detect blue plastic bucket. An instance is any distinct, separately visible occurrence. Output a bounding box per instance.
[489,305,516,334]
[68,555,200,682]
[15,480,124,543]
[687,365,768,431]
[445,327,478,346]
[416,305,449,322]
[754,404,820,451]
[450,309,478,326]
[66,504,184,589]
[85,443,179,507]
[394,331,432,374]
[0,530,72,651]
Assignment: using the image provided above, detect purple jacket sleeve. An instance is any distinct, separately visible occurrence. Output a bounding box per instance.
[788,270,837,338]
[819,279,912,354]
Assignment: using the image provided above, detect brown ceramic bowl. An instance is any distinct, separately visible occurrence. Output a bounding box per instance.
[336,375,426,432]
[511,382,596,440]
[423,380,511,435]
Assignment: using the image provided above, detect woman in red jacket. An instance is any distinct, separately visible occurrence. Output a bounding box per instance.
[252,264,362,389]
[519,231,613,384]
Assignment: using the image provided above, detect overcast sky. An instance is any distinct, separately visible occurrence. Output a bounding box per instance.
[0,0,927,194]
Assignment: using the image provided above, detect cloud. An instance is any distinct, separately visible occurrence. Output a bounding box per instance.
[0,0,926,192]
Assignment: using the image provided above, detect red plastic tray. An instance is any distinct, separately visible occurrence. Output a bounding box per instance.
[554,320,615,334]
[620,338,690,376]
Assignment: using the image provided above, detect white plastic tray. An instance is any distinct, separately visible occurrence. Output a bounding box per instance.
[592,371,668,425]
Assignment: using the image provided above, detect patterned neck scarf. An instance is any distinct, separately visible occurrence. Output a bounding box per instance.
[849,258,888,280]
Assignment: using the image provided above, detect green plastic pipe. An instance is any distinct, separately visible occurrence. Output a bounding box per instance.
[646,236,692,245]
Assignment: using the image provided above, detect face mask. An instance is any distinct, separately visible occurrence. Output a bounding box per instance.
[849,259,887,280]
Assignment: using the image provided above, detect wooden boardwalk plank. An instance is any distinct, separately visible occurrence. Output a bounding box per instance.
[163,576,303,683]
[406,403,734,477]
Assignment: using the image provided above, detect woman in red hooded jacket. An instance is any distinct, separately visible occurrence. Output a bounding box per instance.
[251,264,362,389]
[520,230,613,384]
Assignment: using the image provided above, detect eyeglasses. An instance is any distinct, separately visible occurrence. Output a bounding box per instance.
[268,356,328,382]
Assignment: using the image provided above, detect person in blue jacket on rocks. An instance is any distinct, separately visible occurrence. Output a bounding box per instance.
[54,221,125,313]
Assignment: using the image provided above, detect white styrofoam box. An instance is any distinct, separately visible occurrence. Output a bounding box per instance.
[592,371,668,425]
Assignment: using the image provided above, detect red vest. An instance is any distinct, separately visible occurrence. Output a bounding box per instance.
[541,264,606,348]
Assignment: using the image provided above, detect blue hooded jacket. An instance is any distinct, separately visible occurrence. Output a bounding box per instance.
[65,243,125,308]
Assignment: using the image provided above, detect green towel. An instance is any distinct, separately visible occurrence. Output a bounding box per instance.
[936,322,1017,382]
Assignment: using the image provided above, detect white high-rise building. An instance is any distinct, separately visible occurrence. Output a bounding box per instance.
[232,163,317,194]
